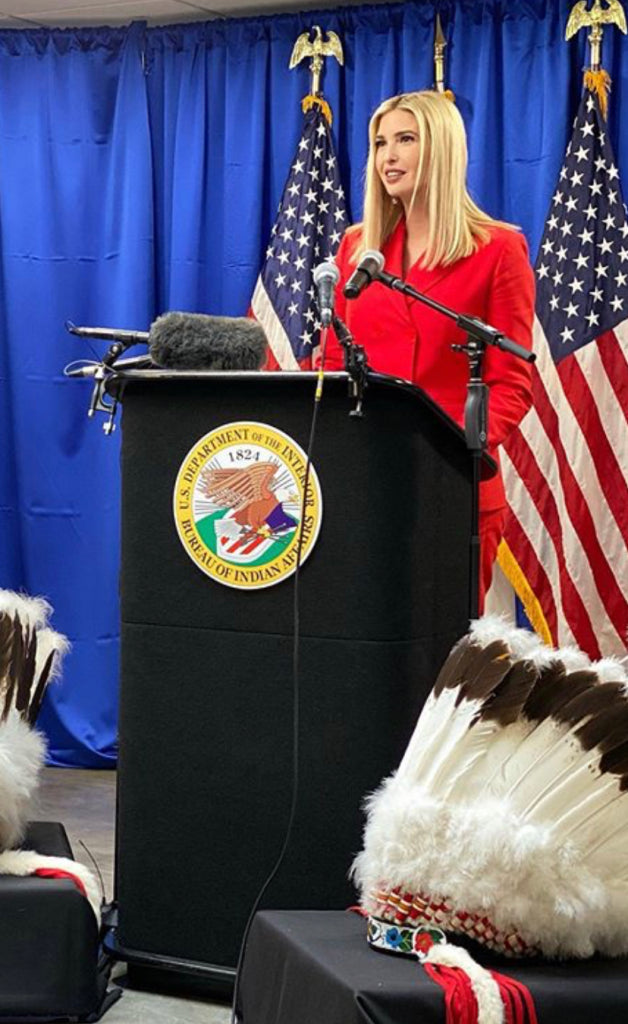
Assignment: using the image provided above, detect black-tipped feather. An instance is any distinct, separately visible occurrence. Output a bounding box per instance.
[523,666,597,722]
[476,659,538,727]
[601,740,628,779]
[552,681,625,730]
[15,624,37,717]
[432,635,482,697]
[457,640,512,706]
[0,613,14,720]
[4,614,23,720]
[577,704,628,753]
[27,649,55,726]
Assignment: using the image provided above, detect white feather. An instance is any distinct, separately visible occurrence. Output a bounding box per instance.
[0,711,46,849]
[0,590,52,631]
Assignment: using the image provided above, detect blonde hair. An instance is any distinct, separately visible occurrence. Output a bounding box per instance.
[357,90,517,270]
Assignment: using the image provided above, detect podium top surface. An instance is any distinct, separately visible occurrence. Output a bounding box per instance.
[101,365,496,475]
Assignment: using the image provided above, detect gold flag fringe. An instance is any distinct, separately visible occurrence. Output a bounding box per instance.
[584,68,611,119]
[302,94,332,125]
[443,89,456,103]
[496,540,553,646]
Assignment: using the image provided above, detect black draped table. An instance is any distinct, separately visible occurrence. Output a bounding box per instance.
[238,910,628,1024]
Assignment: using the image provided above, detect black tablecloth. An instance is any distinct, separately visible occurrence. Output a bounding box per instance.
[239,910,628,1024]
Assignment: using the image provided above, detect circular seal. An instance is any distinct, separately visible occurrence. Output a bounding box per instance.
[173,421,323,590]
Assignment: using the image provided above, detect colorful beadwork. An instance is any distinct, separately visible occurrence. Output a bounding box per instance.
[371,886,537,958]
[367,915,446,961]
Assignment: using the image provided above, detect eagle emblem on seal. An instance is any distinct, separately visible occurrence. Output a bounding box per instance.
[200,462,298,555]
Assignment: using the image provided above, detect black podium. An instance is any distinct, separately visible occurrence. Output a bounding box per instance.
[106,369,483,989]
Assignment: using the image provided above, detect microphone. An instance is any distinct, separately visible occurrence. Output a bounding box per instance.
[67,313,268,371]
[343,250,385,300]
[148,312,267,370]
[312,261,340,327]
[66,322,149,346]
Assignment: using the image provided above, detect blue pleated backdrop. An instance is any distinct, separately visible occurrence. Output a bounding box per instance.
[0,1,626,765]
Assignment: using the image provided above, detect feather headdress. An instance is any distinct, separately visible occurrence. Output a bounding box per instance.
[352,616,628,1020]
[0,589,69,850]
[0,590,101,921]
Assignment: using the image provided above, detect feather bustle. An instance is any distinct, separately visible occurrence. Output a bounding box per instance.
[353,617,628,960]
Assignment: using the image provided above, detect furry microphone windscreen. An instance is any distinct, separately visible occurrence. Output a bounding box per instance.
[149,312,268,371]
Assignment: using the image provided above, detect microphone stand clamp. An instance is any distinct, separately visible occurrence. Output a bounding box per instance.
[451,336,488,452]
[87,364,119,434]
[332,315,369,417]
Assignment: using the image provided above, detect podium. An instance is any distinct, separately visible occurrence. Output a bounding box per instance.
[106,369,485,989]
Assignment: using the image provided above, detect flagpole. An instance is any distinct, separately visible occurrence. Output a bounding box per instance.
[250,26,348,371]
[433,12,454,101]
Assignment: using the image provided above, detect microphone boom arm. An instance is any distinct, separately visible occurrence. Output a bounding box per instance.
[376,271,535,364]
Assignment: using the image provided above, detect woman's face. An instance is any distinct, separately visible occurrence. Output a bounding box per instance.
[374,108,424,207]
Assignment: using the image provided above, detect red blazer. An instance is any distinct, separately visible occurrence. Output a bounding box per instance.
[325,221,535,510]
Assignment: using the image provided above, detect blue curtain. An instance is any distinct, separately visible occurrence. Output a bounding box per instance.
[0,1,626,765]
[0,22,153,764]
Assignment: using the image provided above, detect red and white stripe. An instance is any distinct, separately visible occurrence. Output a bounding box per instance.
[250,276,301,371]
[501,315,628,659]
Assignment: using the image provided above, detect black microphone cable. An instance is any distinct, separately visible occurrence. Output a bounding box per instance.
[230,326,331,1024]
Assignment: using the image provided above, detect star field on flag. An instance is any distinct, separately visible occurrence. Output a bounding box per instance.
[251,104,348,369]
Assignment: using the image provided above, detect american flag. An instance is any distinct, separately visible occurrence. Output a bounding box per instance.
[251,102,348,369]
[499,89,628,659]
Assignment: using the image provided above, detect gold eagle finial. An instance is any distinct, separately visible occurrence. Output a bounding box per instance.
[566,0,626,70]
[289,26,344,97]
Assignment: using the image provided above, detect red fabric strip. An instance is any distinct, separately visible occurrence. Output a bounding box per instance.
[33,867,87,900]
[495,972,515,1024]
[492,971,525,1024]
[424,962,479,1024]
[492,970,539,1024]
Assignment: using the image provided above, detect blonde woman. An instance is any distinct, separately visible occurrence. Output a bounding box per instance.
[326,90,535,606]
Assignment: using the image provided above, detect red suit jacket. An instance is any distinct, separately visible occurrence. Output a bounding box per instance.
[325,221,535,510]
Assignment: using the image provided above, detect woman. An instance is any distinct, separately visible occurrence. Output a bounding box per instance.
[324,90,535,607]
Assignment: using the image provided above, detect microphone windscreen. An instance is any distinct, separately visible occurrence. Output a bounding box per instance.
[149,312,268,371]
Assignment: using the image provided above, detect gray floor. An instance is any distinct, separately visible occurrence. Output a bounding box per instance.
[38,768,232,1024]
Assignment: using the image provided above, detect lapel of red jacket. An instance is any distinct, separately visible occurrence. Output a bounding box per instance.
[386,217,464,297]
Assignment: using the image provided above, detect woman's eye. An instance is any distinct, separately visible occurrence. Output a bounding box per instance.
[401,134,416,143]
[374,139,385,148]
